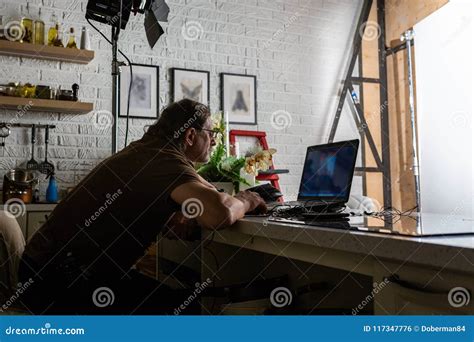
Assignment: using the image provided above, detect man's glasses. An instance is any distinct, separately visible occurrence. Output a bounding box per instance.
[201,128,220,139]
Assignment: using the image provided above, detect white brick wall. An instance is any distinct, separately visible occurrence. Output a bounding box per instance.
[0,0,360,200]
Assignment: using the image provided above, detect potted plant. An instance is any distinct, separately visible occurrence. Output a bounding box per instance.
[196,113,246,194]
[197,113,277,194]
[197,143,248,194]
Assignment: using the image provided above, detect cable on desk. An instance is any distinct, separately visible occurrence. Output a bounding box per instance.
[269,202,345,219]
[366,206,418,224]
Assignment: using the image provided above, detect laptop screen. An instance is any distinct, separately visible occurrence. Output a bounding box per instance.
[298,140,359,201]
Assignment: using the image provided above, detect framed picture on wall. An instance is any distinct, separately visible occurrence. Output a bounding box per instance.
[221,73,257,125]
[171,68,210,106]
[119,63,159,119]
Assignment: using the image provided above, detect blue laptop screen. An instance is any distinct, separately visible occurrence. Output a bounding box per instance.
[298,144,357,199]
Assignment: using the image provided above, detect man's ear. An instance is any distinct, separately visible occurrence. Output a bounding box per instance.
[184,127,197,147]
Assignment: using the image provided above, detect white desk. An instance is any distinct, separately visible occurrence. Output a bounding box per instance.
[201,215,474,315]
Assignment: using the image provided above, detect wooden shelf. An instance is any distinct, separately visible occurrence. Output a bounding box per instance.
[0,40,94,64]
[0,96,93,114]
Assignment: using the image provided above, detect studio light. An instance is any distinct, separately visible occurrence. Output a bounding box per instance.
[85,0,169,153]
[86,0,169,48]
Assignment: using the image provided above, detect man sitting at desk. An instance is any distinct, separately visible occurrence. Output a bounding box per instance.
[18,99,266,315]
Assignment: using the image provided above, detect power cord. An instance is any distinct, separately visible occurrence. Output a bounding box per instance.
[269,201,345,219]
[365,206,418,224]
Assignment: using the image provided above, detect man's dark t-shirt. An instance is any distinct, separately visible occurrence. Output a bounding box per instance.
[23,135,199,279]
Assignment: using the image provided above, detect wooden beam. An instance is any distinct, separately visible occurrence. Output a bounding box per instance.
[385,0,448,210]
[385,0,448,44]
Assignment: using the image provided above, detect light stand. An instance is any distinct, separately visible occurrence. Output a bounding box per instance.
[111,27,121,154]
[401,29,421,211]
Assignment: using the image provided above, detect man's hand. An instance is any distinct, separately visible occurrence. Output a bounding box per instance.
[234,190,267,214]
[163,212,200,241]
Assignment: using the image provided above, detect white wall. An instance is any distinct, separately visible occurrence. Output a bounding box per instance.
[0,0,360,200]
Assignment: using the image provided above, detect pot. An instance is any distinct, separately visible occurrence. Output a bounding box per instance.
[0,84,17,97]
[3,169,38,204]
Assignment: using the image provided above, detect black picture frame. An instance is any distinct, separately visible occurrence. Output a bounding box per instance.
[119,63,159,120]
[171,67,210,107]
[220,73,257,125]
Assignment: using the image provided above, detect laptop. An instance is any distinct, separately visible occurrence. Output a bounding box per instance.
[282,139,360,211]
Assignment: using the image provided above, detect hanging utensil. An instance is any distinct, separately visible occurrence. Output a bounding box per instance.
[39,126,54,175]
[0,124,10,148]
[26,124,39,170]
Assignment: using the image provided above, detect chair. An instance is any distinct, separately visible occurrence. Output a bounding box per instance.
[0,210,26,310]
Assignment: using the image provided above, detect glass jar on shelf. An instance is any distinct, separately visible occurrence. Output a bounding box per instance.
[20,17,34,43]
[20,83,36,98]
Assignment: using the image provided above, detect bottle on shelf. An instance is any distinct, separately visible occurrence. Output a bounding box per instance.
[53,26,64,47]
[46,173,58,203]
[47,14,58,46]
[80,26,91,50]
[66,27,77,49]
[33,9,45,45]
[20,3,34,43]
[0,16,6,41]
[33,188,40,203]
